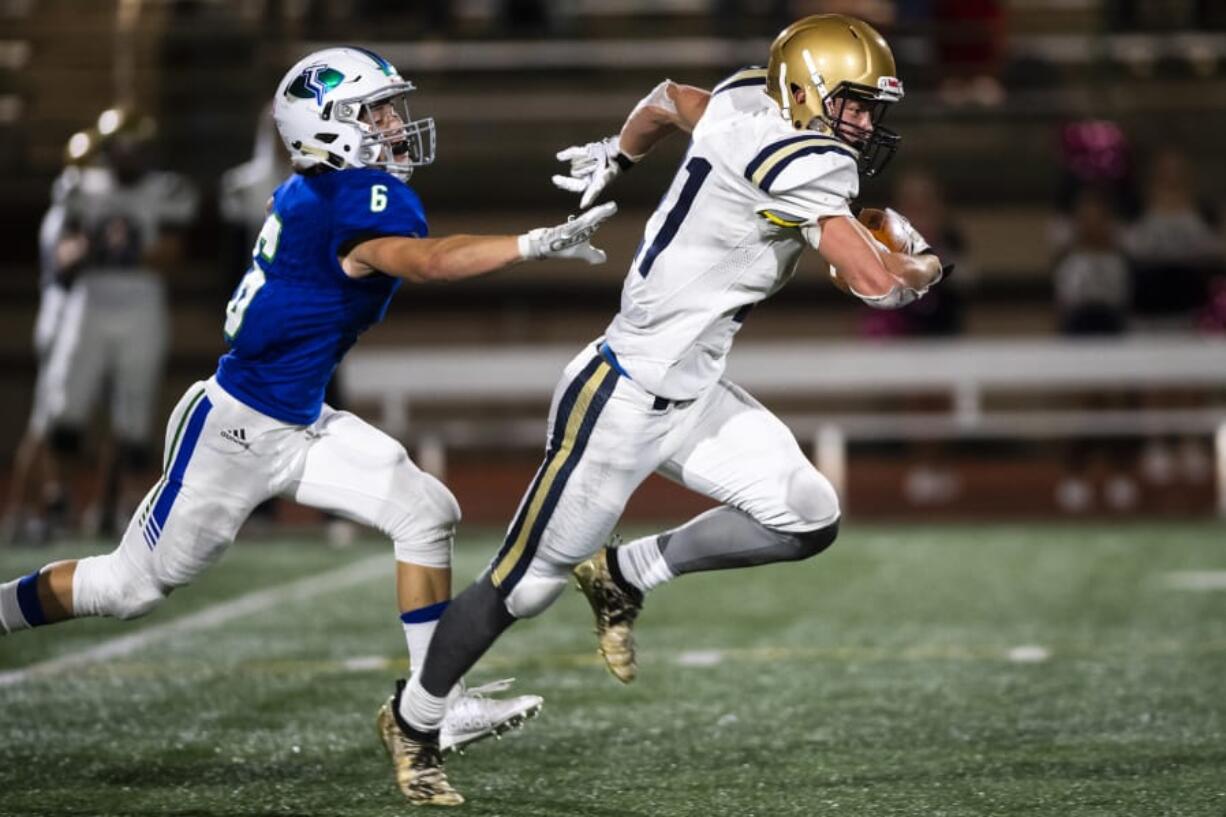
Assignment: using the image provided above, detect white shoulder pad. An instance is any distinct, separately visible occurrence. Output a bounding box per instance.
[698,68,772,137]
[748,134,858,226]
[629,80,678,123]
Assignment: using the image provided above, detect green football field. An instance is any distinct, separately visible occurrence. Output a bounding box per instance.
[1,523,1224,817]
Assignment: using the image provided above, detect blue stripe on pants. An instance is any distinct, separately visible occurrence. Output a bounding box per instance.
[148,395,214,549]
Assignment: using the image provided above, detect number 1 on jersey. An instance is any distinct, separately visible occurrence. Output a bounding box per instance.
[638,156,712,277]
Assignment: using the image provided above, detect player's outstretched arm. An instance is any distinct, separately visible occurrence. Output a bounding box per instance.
[813,215,943,308]
[342,202,618,284]
[553,80,711,208]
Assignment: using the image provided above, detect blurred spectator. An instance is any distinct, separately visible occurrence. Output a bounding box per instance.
[39,107,199,537]
[934,0,1006,106]
[1124,148,1221,506]
[860,170,970,507]
[1055,190,1132,335]
[0,133,95,544]
[1051,189,1137,513]
[220,103,291,287]
[1126,147,1222,327]
[1054,120,1138,227]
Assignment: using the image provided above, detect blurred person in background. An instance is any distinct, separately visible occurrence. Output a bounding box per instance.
[1053,119,1138,236]
[858,169,969,507]
[37,107,199,539]
[220,103,290,290]
[933,0,1006,106]
[1051,188,1136,513]
[1125,148,1222,504]
[0,132,100,545]
[1126,147,1221,329]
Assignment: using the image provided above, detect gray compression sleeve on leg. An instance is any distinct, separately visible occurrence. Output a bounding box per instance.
[418,572,517,698]
[657,507,840,576]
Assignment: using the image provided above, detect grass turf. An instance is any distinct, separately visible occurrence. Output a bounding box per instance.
[1,523,1224,816]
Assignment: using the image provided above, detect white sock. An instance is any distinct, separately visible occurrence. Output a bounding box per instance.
[614,535,676,593]
[0,572,42,634]
[400,674,449,734]
[400,600,449,678]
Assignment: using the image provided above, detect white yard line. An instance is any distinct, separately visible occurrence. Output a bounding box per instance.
[0,555,388,688]
[1162,570,1226,590]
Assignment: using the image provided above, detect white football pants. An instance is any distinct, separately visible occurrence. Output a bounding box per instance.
[72,376,458,620]
[490,341,840,618]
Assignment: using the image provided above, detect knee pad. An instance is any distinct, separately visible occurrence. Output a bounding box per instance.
[390,471,461,569]
[48,425,83,457]
[502,568,569,619]
[784,465,841,529]
[792,517,840,560]
[72,552,166,621]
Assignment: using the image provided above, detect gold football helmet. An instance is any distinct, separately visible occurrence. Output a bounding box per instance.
[766,14,904,176]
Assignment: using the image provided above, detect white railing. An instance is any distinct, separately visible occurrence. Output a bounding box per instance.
[340,337,1226,515]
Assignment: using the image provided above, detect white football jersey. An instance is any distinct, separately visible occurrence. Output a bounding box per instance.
[603,68,859,400]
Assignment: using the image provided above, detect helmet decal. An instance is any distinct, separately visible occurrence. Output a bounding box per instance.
[274,47,433,180]
[287,65,346,105]
[349,46,396,76]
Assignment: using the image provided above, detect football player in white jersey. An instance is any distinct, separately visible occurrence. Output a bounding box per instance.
[390,14,948,802]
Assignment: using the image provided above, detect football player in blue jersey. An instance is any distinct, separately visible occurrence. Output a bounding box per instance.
[0,46,615,805]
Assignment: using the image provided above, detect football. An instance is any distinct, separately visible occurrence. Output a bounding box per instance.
[828,207,907,292]
[857,207,911,252]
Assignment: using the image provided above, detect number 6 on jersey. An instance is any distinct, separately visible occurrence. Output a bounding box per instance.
[224,267,266,341]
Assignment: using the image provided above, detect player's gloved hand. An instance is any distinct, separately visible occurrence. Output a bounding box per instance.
[552,136,637,209]
[518,202,618,265]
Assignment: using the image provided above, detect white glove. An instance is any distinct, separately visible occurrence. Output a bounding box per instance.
[883,207,932,256]
[518,201,618,264]
[552,136,636,210]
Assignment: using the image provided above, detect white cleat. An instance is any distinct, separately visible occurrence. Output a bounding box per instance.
[440,678,543,755]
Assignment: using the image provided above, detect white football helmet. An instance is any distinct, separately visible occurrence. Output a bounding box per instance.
[272,46,435,180]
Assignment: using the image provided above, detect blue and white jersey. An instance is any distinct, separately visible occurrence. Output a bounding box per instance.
[216,167,426,424]
[603,67,859,401]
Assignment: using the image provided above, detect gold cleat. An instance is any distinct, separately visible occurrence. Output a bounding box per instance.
[574,547,644,684]
[377,681,464,807]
